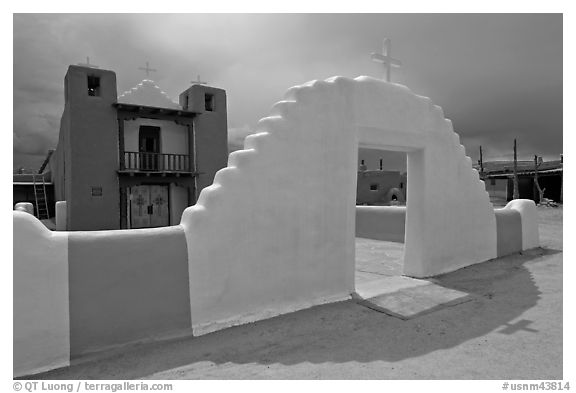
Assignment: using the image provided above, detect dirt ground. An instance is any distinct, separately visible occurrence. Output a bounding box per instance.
[31,206,563,380]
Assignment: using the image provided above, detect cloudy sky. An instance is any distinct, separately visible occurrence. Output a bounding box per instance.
[13,13,562,172]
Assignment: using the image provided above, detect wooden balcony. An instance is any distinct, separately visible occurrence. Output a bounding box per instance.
[120,151,194,175]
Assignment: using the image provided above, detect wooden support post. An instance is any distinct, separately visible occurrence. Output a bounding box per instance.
[119,186,127,229]
[534,155,545,204]
[118,117,125,170]
[479,145,484,179]
[513,139,519,200]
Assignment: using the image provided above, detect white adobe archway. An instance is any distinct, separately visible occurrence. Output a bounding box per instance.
[181,76,497,334]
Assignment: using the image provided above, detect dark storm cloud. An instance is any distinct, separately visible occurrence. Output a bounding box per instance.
[13,13,562,171]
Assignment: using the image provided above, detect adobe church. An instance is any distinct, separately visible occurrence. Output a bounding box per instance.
[47,64,228,230]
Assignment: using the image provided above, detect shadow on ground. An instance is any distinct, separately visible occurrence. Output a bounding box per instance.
[29,246,560,380]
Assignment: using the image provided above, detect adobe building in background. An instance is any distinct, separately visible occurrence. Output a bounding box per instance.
[356,152,407,205]
[476,159,563,205]
[49,65,228,230]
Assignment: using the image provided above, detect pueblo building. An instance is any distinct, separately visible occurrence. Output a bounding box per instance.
[478,158,563,205]
[46,64,228,230]
[356,150,407,205]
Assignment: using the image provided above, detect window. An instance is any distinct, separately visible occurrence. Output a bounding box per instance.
[91,186,103,197]
[490,178,496,186]
[87,75,100,96]
[370,184,379,191]
[400,182,404,189]
[205,93,214,111]
[184,95,189,110]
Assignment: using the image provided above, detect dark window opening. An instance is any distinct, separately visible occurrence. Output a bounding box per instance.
[87,75,100,96]
[205,94,214,111]
[400,182,404,189]
[184,95,189,110]
[138,126,161,171]
[490,178,496,186]
[91,186,103,197]
[370,184,379,191]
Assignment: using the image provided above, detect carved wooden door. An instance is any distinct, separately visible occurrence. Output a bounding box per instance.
[130,185,151,228]
[130,185,169,228]
[150,185,169,227]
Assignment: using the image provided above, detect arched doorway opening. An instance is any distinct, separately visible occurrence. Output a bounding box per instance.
[354,147,408,293]
[351,125,428,290]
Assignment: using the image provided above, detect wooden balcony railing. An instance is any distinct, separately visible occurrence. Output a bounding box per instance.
[123,152,192,172]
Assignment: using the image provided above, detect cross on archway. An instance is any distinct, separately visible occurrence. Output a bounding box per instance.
[191,75,207,85]
[371,38,402,82]
[78,56,99,69]
[138,61,157,78]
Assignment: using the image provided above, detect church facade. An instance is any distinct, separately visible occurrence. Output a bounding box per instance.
[49,65,228,230]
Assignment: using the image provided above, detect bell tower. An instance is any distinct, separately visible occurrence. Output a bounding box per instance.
[61,65,120,230]
[179,83,228,196]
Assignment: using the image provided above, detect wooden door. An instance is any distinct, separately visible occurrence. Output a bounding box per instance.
[130,185,170,228]
[130,185,151,228]
[150,185,169,227]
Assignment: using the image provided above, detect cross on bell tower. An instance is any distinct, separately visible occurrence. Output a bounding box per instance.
[191,74,207,85]
[77,56,99,69]
[371,38,402,82]
[138,61,157,78]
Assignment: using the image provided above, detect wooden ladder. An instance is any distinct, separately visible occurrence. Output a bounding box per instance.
[32,174,50,220]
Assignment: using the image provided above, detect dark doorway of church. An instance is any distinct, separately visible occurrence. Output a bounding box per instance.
[130,185,169,228]
[139,126,161,170]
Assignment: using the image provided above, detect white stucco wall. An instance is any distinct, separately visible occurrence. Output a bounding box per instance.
[13,212,70,377]
[352,80,497,276]
[181,76,499,335]
[124,118,188,155]
[503,199,539,250]
[14,202,34,215]
[356,206,406,243]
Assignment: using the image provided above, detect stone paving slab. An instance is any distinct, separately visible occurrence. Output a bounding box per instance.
[354,238,474,320]
[355,280,474,320]
[355,237,404,278]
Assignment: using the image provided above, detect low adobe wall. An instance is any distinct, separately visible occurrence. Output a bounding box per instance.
[355,206,406,243]
[494,209,522,257]
[13,211,191,377]
[354,201,537,257]
[13,212,69,377]
[68,226,191,357]
[503,199,540,250]
[495,199,539,256]
[12,199,540,377]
